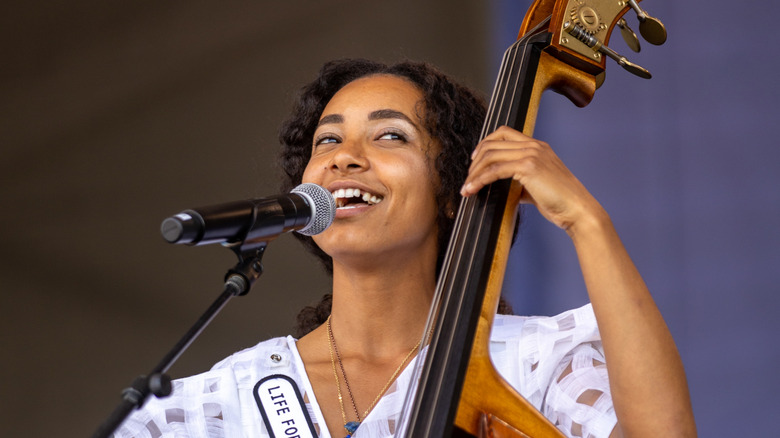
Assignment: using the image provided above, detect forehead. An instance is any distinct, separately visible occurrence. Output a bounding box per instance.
[322,75,425,117]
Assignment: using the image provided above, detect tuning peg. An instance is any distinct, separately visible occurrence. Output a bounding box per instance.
[617,18,641,52]
[626,0,667,45]
[564,21,652,79]
[599,43,652,79]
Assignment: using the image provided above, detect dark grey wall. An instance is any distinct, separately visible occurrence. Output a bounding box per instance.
[0,2,489,436]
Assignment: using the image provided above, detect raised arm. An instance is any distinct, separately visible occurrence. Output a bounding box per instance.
[461,126,696,437]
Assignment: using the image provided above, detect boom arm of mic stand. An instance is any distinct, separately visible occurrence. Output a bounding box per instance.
[91,243,267,438]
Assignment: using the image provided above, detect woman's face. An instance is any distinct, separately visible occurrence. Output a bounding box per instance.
[301,75,441,267]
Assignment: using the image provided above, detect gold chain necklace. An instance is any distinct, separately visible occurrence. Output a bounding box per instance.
[326,315,421,438]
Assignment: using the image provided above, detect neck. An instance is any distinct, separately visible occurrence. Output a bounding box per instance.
[327,253,436,360]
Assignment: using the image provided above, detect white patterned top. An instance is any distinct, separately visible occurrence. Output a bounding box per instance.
[113,304,617,438]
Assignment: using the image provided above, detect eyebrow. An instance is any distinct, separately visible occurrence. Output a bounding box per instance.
[317,114,344,127]
[368,109,415,126]
[316,109,419,131]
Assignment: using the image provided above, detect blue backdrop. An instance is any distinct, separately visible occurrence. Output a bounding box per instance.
[493,1,780,436]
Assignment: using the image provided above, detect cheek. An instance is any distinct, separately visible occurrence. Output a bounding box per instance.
[404,160,441,215]
[301,167,313,184]
[301,158,321,184]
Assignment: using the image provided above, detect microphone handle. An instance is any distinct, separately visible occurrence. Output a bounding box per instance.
[160,194,312,245]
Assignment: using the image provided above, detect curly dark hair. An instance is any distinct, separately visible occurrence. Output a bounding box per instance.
[277,59,512,336]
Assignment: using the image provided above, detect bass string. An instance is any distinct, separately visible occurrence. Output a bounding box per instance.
[454,36,530,274]
[427,34,532,370]
[396,33,537,438]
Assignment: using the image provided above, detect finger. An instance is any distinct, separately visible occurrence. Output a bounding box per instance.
[461,150,542,196]
[470,137,547,173]
[468,141,547,181]
[470,126,534,160]
[469,144,544,178]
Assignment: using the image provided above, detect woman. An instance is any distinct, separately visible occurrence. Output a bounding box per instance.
[114,59,695,438]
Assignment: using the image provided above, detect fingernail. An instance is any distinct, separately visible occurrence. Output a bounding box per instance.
[460,183,472,196]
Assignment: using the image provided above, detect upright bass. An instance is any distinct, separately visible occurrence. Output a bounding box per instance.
[397,0,666,436]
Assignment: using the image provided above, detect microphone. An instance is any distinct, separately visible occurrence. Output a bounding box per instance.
[160,183,335,246]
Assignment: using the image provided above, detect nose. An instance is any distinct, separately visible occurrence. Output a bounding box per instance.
[329,139,369,174]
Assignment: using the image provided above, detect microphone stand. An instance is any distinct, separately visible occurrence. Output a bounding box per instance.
[92,239,268,438]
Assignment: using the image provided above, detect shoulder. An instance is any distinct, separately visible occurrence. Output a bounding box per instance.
[211,336,293,371]
[205,336,307,392]
[490,307,617,437]
[489,303,602,406]
[491,303,599,344]
[114,336,299,438]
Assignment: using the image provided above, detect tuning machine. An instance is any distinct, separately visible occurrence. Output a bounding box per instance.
[617,18,641,52]
[626,0,667,45]
[564,21,651,79]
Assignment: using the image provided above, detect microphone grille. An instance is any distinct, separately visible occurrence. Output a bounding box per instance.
[291,183,335,236]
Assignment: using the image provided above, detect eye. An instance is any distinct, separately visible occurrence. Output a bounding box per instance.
[314,134,341,147]
[377,130,407,142]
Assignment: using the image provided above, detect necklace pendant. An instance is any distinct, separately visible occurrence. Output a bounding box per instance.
[344,421,360,435]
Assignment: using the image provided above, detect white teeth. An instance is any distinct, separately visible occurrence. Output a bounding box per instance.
[330,187,384,207]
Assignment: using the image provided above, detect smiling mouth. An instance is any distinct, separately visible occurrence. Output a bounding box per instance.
[331,188,384,209]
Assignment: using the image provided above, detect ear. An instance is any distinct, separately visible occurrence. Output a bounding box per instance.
[445,201,456,219]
